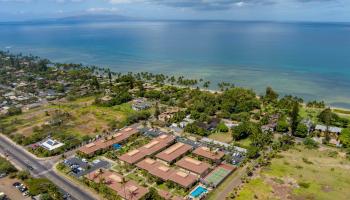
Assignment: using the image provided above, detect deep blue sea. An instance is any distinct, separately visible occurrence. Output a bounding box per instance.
[1,21,350,107]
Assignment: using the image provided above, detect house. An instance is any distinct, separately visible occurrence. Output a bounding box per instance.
[158,107,180,122]
[79,127,139,156]
[136,158,198,189]
[192,146,225,164]
[175,157,212,177]
[315,124,342,134]
[119,134,175,165]
[40,139,64,151]
[314,124,343,141]
[139,127,164,138]
[156,142,193,164]
[132,98,151,111]
[86,169,149,200]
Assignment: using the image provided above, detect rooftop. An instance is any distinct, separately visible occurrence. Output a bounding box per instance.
[315,124,342,133]
[175,156,212,176]
[79,127,139,155]
[41,139,64,151]
[136,158,197,188]
[119,134,175,164]
[193,146,225,161]
[136,158,175,181]
[86,169,148,200]
[168,169,198,188]
[156,142,192,163]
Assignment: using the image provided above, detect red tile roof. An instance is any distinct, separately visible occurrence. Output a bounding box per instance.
[175,157,212,176]
[136,158,175,181]
[119,134,175,164]
[192,146,224,161]
[136,158,197,188]
[158,190,184,200]
[168,170,198,189]
[155,142,192,163]
[79,127,139,155]
[86,169,148,200]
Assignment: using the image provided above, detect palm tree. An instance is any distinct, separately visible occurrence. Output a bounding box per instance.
[129,190,137,200]
[121,177,127,199]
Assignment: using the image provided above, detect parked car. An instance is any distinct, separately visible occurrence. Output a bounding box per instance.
[63,193,71,200]
[0,173,7,178]
[23,191,29,196]
[12,182,21,187]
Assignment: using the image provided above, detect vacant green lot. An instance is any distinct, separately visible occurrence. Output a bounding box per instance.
[209,132,233,143]
[235,145,350,200]
[0,97,136,138]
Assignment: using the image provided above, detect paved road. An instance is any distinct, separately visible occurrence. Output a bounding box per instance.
[0,135,98,200]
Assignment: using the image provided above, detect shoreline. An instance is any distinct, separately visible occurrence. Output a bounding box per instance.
[164,82,350,112]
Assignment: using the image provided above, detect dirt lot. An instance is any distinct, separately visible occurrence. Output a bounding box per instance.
[0,176,31,200]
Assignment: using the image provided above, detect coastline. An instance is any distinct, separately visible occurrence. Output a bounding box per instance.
[164,82,350,113]
[1,20,350,109]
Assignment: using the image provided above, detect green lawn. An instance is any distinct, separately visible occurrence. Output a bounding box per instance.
[208,132,233,143]
[233,137,252,149]
[235,178,277,200]
[236,145,350,200]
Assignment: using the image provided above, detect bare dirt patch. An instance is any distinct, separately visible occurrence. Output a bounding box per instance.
[0,177,31,200]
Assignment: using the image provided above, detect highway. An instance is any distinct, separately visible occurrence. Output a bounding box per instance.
[0,135,98,200]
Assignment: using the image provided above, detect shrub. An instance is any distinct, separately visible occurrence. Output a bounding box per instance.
[294,123,308,138]
[303,137,319,149]
[0,157,17,174]
[298,181,310,188]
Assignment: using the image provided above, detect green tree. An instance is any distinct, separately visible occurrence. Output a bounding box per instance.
[7,106,22,116]
[17,170,30,180]
[216,122,229,133]
[247,146,260,159]
[250,130,272,149]
[340,128,350,148]
[232,121,259,140]
[291,102,300,135]
[154,102,160,118]
[0,157,17,174]
[264,86,279,104]
[303,137,319,149]
[295,123,308,138]
[276,118,289,133]
[141,187,165,200]
[91,76,100,90]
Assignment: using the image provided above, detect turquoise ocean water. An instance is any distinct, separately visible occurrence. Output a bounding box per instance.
[1,21,350,107]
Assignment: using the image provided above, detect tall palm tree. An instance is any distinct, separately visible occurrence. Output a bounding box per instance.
[121,177,127,199]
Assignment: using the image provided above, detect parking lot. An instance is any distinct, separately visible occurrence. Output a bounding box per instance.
[0,177,31,200]
[64,157,110,178]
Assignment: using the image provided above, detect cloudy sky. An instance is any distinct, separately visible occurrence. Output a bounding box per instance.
[0,0,349,22]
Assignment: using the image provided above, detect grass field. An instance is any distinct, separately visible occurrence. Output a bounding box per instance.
[233,137,252,149]
[0,97,136,138]
[235,145,350,200]
[208,132,233,143]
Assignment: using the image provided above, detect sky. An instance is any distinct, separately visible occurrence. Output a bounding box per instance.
[0,0,350,22]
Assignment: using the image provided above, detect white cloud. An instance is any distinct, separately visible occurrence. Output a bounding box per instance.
[86,7,119,13]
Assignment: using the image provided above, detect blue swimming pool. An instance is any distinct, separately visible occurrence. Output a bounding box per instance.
[190,186,208,198]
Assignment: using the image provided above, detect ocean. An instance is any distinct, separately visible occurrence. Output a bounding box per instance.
[1,20,350,108]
